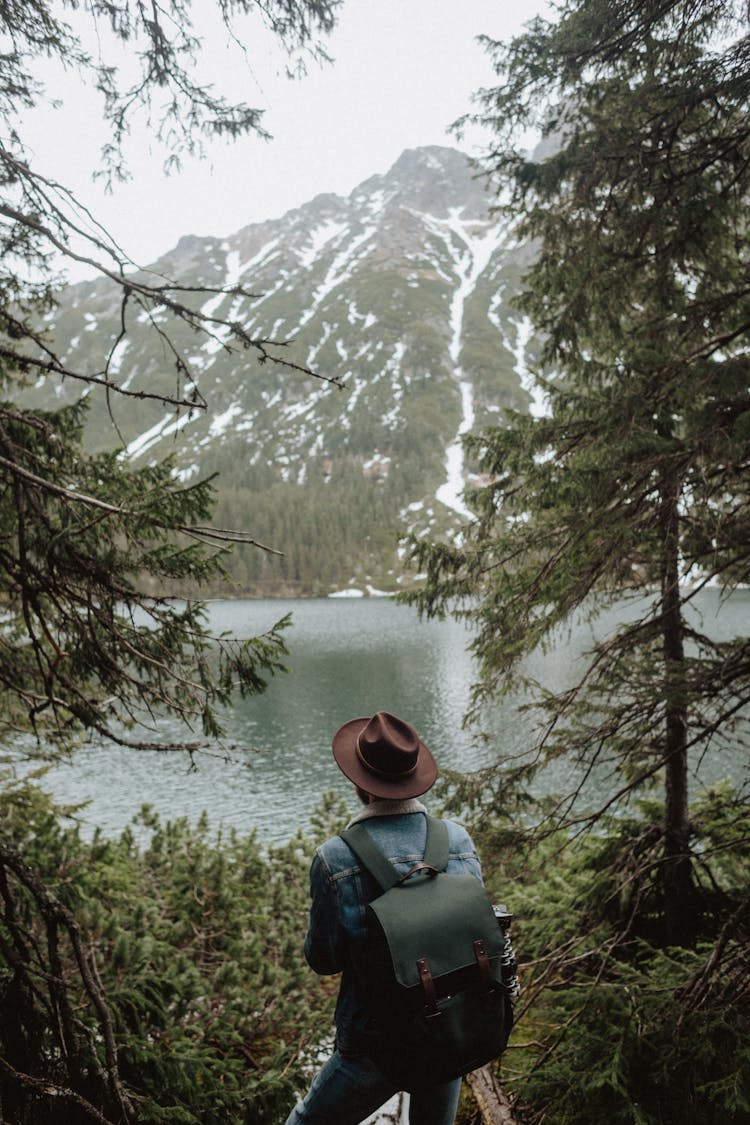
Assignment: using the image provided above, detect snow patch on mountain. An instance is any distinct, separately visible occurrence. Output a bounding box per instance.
[513,315,548,417]
[297,219,348,268]
[108,339,130,378]
[432,207,506,521]
[209,401,243,438]
[297,227,376,328]
[125,410,195,459]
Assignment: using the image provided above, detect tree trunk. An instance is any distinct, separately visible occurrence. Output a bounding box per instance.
[465,1065,523,1125]
[659,472,693,945]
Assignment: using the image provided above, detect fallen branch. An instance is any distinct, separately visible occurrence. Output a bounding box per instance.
[465,1065,523,1125]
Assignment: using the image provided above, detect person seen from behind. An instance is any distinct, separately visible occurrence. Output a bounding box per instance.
[285,710,518,1125]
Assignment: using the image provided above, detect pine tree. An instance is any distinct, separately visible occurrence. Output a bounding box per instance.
[411,0,750,942]
[0,5,341,1119]
[0,0,340,752]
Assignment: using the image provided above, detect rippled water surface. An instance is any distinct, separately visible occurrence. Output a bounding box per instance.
[30,590,750,844]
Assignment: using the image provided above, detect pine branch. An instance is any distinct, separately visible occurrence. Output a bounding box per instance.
[0,839,137,1122]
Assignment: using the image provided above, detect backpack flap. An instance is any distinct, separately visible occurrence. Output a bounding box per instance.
[368,872,504,989]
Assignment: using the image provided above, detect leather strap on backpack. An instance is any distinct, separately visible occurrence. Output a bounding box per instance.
[416,957,441,1018]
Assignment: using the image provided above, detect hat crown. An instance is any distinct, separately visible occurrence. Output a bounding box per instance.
[358,711,420,779]
[331,710,437,799]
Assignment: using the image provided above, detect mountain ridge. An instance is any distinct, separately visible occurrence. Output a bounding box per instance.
[30,145,536,595]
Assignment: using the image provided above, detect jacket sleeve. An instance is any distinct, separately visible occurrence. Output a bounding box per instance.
[303,849,343,976]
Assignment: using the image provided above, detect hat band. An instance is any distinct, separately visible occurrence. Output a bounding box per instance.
[355,736,418,781]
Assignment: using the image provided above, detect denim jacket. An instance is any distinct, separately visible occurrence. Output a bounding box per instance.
[303,802,484,1052]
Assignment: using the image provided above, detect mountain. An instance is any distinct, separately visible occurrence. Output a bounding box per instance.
[31,146,537,595]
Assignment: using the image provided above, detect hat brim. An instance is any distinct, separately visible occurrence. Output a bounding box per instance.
[332,716,438,800]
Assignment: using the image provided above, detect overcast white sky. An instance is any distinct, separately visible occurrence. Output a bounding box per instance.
[21,0,550,278]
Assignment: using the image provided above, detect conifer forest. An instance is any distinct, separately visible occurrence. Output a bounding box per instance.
[0,2,748,1123]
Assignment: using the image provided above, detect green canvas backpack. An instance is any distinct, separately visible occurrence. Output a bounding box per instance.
[339,816,513,1093]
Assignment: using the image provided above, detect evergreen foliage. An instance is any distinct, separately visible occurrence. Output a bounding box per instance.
[0,782,339,1123]
[0,3,341,1119]
[410,0,750,931]
[0,0,340,744]
[0,395,292,750]
[407,1,750,1117]
[467,790,750,1124]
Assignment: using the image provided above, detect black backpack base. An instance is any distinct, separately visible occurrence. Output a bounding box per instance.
[372,969,512,1093]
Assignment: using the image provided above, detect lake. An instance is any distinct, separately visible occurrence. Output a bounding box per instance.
[20,590,750,845]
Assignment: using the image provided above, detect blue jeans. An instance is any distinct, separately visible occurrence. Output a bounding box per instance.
[284,1047,462,1125]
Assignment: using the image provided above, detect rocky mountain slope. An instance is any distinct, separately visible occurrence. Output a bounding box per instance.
[33,146,537,595]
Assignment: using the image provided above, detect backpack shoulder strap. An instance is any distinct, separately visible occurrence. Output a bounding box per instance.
[340,823,399,892]
[340,815,451,891]
[423,816,450,873]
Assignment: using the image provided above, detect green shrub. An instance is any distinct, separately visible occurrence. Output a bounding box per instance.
[0,781,337,1124]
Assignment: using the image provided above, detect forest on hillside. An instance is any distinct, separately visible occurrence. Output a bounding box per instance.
[1,2,749,1124]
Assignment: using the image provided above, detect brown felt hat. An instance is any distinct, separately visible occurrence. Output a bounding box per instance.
[332,711,437,799]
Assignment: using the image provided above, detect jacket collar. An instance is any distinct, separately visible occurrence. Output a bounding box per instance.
[346,797,427,827]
